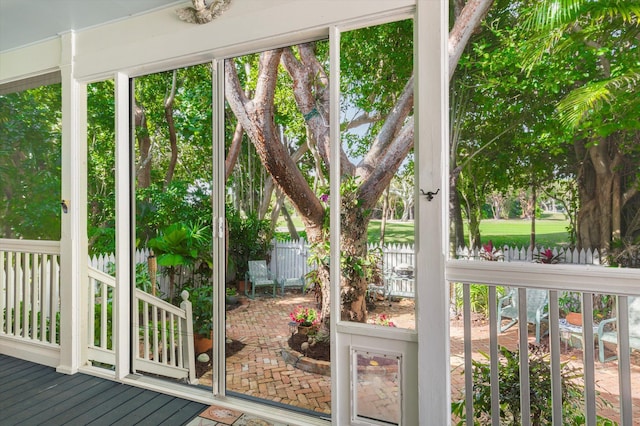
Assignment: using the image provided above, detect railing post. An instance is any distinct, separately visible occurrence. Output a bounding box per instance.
[180,290,197,384]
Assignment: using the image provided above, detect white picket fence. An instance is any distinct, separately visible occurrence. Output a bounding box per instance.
[456,244,602,265]
[89,242,606,297]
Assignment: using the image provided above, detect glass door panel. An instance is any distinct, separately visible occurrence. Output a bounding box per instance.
[223,43,331,418]
[338,18,415,330]
[130,63,213,386]
[333,17,419,425]
[87,79,117,370]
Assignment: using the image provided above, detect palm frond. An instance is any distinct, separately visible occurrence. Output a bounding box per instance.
[556,71,640,128]
[582,0,640,23]
[524,0,585,31]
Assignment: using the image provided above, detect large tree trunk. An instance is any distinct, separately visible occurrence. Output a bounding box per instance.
[575,135,623,251]
[224,0,495,323]
[450,167,466,253]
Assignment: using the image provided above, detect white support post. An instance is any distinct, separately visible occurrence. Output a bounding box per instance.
[416,0,450,424]
[114,71,132,380]
[213,59,226,396]
[58,30,88,375]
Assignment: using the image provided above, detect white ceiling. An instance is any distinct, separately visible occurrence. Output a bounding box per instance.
[0,0,185,52]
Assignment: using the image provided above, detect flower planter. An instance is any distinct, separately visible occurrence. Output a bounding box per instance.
[566,312,582,326]
[297,324,316,335]
[194,333,213,354]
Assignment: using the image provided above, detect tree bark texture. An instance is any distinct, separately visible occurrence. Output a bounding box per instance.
[134,105,152,189]
[223,0,495,322]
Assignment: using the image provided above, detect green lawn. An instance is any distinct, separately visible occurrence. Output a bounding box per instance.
[277,214,571,248]
[475,217,571,248]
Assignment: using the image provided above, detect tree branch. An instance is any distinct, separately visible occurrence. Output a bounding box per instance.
[449,0,495,80]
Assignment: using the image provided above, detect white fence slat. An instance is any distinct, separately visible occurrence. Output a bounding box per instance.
[86,243,604,299]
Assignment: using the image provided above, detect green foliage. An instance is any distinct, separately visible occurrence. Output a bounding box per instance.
[148,221,212,299]
[227,206,273,279]
[94,301,113,349]
[606,236,640,268]
[136,180,213,246]
[0,83,62,239]
[451,346,616,426]
[186,285,213,336]
[148,221,211,269]
[4,304,60,344]
[559,291,581,314]
[87,80,116,255]
[455,284,507,317]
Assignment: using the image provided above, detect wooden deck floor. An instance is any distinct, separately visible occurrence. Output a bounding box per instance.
[0,354,206,425]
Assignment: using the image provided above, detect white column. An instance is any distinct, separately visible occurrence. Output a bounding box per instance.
[114,71,132,380]
[415,0,450,424]
[58,30,88,375]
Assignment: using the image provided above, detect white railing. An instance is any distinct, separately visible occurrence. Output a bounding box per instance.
[87,266,197,384]
[0,239,60,347]
[87,267,116,365]
[448,261,640,426]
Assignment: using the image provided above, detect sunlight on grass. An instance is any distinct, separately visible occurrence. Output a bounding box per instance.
[277,215,571,247]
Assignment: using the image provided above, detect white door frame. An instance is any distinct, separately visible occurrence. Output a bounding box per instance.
[329,17,420,425]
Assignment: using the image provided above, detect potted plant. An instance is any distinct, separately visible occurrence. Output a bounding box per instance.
[289,305,320,335]
[559,291,582,325]
[187,285,213,353]
[225,286,239,305]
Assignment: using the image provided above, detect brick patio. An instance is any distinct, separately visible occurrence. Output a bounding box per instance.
[196,293,639,424]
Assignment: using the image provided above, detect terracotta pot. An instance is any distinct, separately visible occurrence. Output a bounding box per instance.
[566,312,582,326]
[237,280,249,293]
[194,333,213,354]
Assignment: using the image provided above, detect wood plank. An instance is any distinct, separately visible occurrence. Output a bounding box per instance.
[158,401,208,425]
[0,363,55,392]
[47,383,144,424]
[0,368,63,409]
[3,376,111,424]
[108,393,176,425]
[0,354,24,372]
[85,389,160,425]
[1,373,95,420]
[25,380,119,424]
[0,355,205,426]
[134,397,192,426]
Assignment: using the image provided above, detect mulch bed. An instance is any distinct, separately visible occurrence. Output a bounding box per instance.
[288,332,331,362]
[195,339,246,378]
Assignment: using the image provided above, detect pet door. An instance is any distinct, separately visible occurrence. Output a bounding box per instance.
[351,347,402,425]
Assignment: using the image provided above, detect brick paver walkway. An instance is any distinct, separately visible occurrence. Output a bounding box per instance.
[197,294,638,424]
[450,318,640,424]
[199,292,331,415]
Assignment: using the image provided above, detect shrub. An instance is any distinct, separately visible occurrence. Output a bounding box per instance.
[451,345,616,425]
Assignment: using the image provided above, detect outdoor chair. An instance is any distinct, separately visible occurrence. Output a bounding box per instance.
[245,260,277,299]
[498,288,549,344]
[597,297,640,362]
[280,276,306,295]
